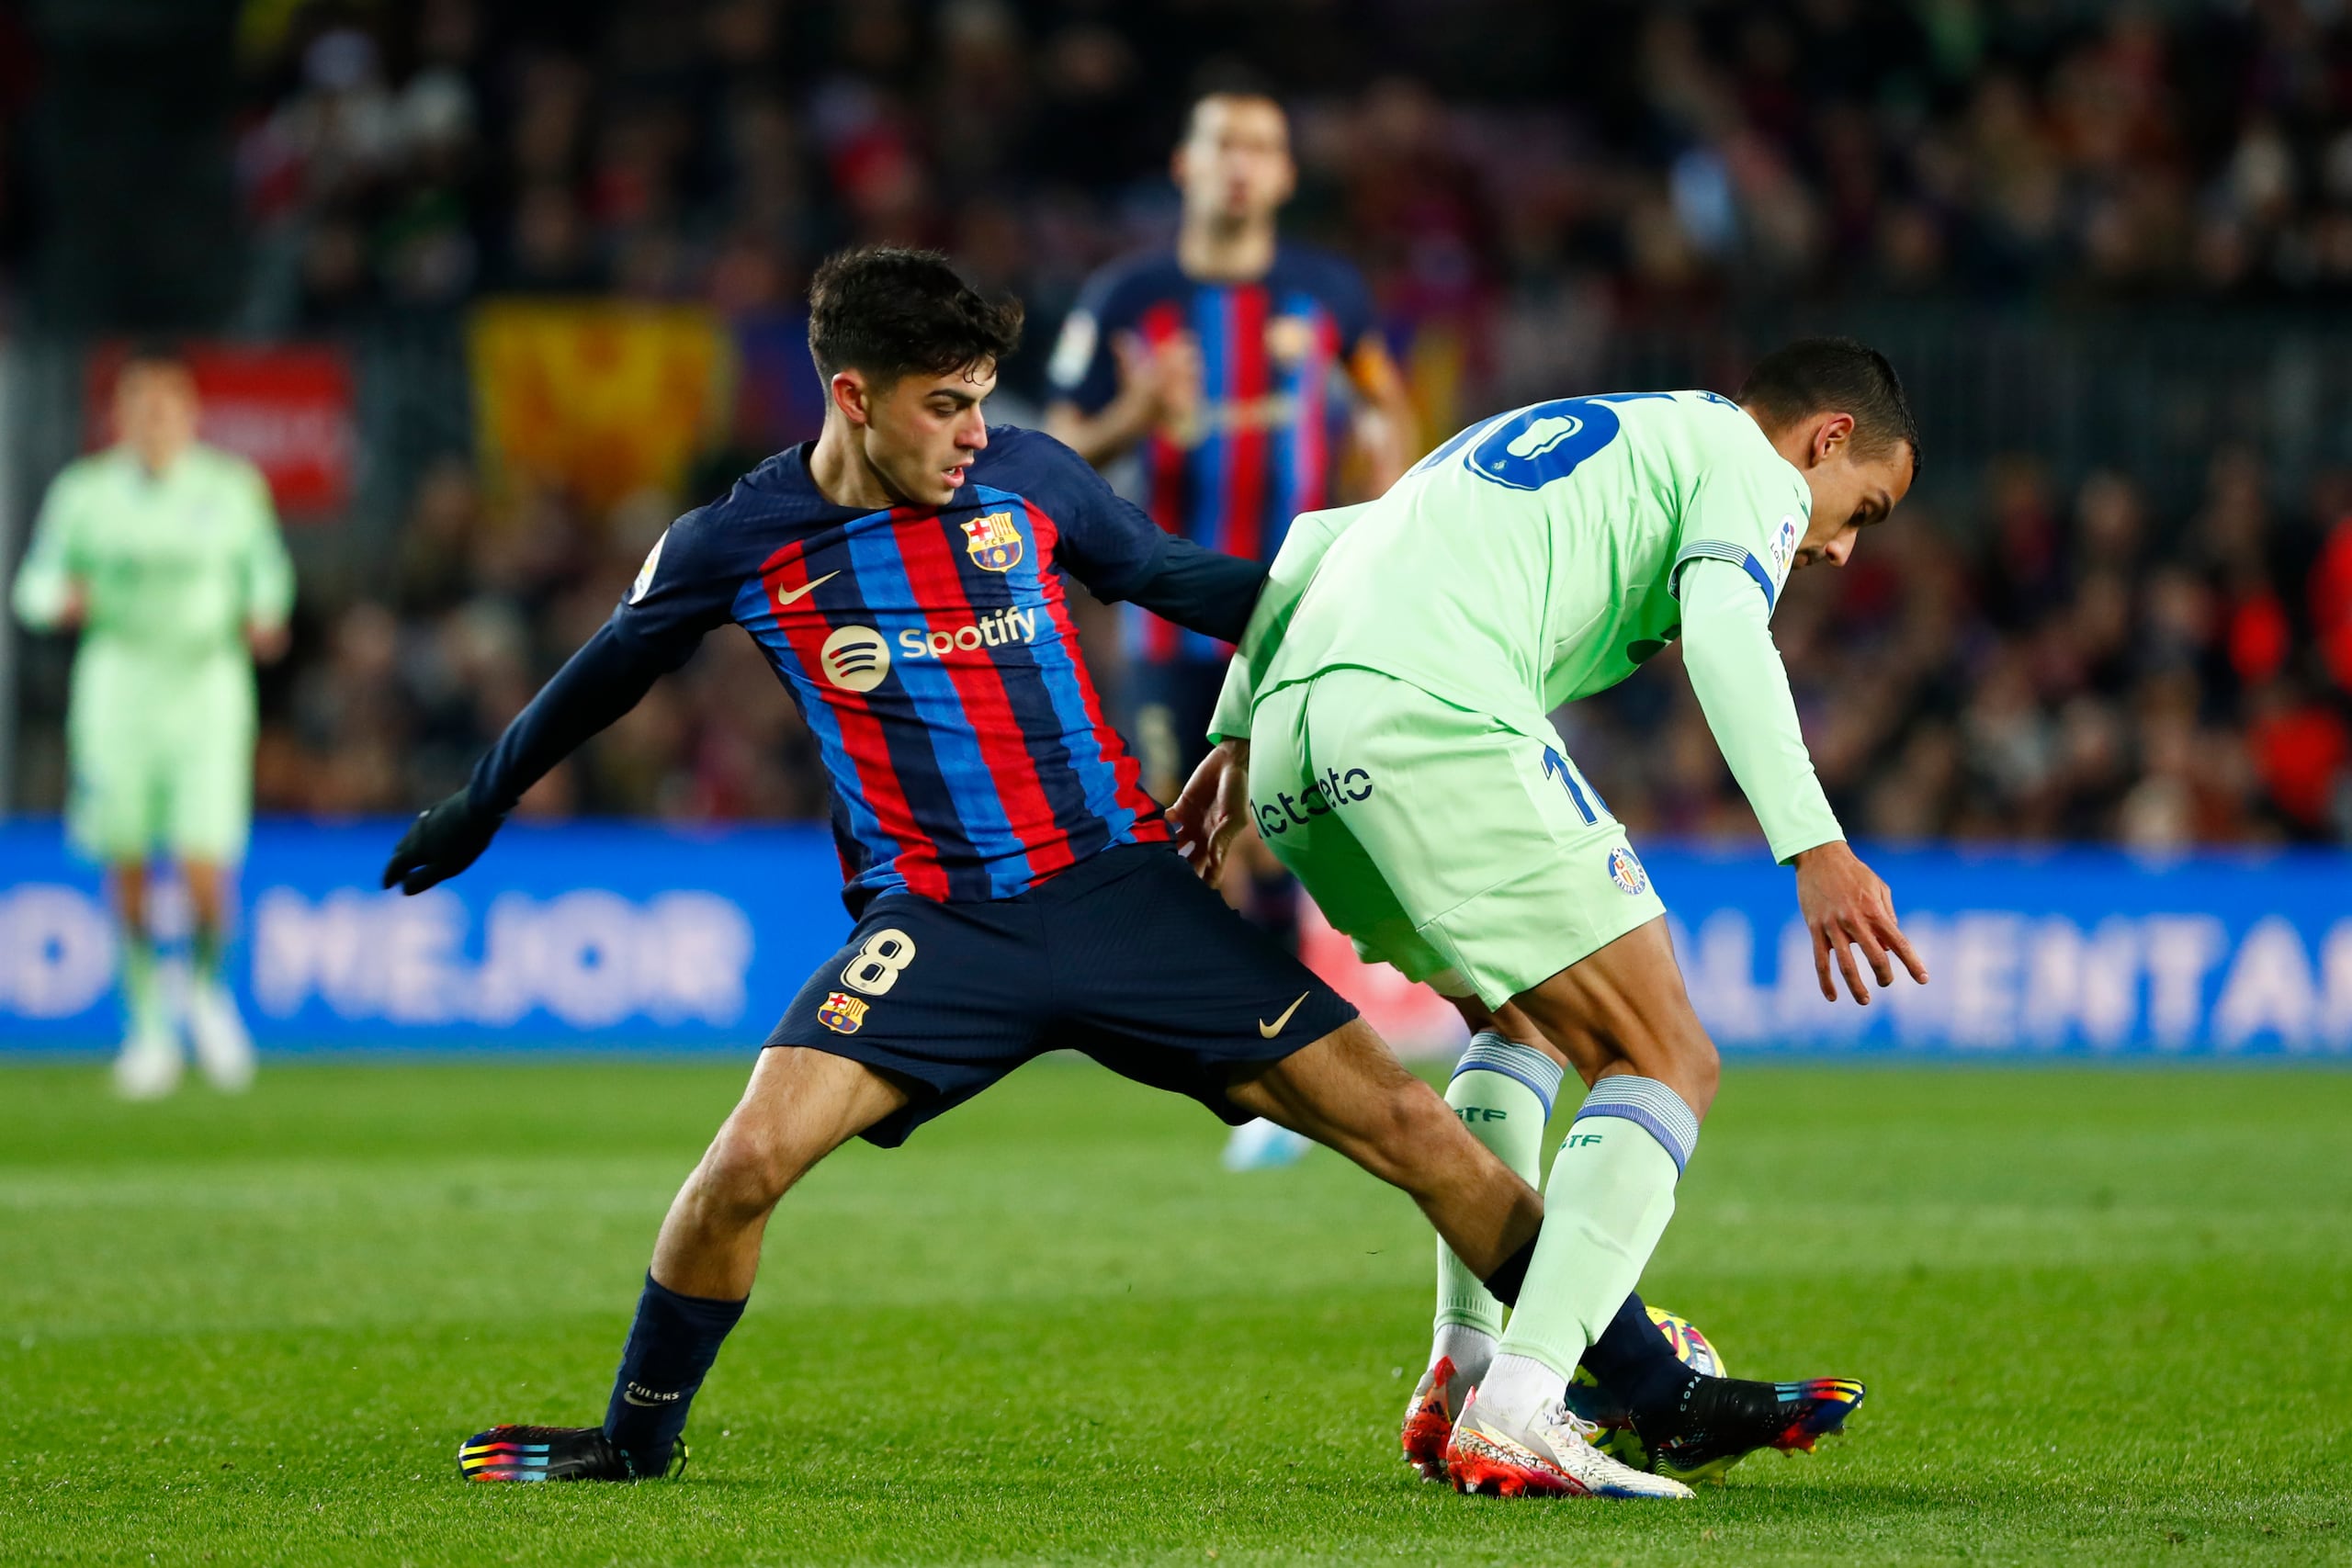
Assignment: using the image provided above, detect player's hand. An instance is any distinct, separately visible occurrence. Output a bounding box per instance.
[1169,739,1251,885]
[247,621,290,663]
[382,790,502,895]
[1114,330,1204,434]
[1792,840,1928,1006]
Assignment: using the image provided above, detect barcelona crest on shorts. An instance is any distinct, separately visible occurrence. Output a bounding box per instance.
[962,511,1024,572]
[818,991,870,1033]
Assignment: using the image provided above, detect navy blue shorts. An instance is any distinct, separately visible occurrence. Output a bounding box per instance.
[766,842,1358,1146]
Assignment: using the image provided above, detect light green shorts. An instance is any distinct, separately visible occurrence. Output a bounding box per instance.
[1247,668,1664,1007]
[66,665,254,864]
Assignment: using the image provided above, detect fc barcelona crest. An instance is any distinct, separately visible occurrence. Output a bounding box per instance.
[818,991,870,1034]
[962,511,1024,572]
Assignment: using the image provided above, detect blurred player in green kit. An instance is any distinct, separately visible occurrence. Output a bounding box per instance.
[11,350,293,1098]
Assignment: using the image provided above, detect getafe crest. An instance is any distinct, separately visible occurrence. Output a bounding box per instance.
[1608,845,1650,897]
[962,510,1023,572]
[818,991,870,1034]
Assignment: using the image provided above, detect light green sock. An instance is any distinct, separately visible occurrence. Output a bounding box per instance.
[119,928,166,1041]
[1484,1077,1699,1417]
[1436,1033,1564,1344]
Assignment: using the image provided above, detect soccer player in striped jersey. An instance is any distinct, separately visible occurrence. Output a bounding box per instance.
[1046,85,1418,1170]
[385,248,1686,1494]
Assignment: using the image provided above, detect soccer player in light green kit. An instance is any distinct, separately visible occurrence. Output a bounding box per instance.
[12,351,293,1099]
[1173,340,1928,1497]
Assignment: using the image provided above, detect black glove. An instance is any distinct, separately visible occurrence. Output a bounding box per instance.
[382,790,503,895]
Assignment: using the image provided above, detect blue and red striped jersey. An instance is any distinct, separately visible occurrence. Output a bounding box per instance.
[538,428,1216,908]
[1047,243,1378,667]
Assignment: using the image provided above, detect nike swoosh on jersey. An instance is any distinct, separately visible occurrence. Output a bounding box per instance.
[775,570,842,605]
[1259,993,1310,1038]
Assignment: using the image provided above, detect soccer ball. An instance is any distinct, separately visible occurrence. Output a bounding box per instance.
[1564,1305,1726,1469]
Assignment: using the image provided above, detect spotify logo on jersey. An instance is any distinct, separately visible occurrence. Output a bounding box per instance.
[820,625,891,692]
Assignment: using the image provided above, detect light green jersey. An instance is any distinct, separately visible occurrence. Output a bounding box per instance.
[1216,392,1844,863]
[13,444,292,655]
[1261,391,1807,723]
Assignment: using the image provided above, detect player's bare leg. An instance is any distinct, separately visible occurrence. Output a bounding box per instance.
[650,1047,910,1299]
[178,858,254,1092]
[1225,1019,1541,1284]
[106,860,178,1100]
[460,1048,907,1483]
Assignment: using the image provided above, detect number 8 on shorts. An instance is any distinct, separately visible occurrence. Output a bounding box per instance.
[840,930,918,996]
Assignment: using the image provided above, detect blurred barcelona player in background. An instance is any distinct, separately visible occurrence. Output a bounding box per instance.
[1046,85,1418,1169]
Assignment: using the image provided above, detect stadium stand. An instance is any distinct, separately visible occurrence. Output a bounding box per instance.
[7,0,2350,848]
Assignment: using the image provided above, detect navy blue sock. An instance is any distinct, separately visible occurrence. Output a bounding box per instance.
[601,1274,746,1472]
[1577,1292,1697,1428]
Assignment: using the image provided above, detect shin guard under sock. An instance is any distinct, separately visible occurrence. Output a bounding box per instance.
[602,1274,746,1472]
[1437,1032,1562,1347]
[1482,1077,1699,1426]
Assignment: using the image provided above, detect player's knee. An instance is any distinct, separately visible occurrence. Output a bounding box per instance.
[699,1119,808,1215]
[1658,1028,1720,1118]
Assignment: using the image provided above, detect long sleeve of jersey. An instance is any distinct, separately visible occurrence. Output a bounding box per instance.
[11,474,80,630]
[1023,430,1266,639]
[1207,503,1371,744]
[1116,536,1264,644]
[463,503,732,818]
[1678,557,1843,863]
[464,617,700,817]
[239,466,296,630]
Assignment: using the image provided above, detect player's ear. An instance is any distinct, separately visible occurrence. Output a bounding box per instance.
[830,369,872,428]
[1814,412,1856,467]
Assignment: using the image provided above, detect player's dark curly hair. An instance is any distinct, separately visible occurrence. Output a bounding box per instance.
[807,246,1024,386]
[1737,336,1921,479]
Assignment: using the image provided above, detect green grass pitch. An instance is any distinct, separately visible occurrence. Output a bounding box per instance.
[2,1059,2347,1566]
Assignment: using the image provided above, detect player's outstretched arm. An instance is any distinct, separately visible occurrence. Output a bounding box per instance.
[1678,557,1926,1004]
[381,618,691,895]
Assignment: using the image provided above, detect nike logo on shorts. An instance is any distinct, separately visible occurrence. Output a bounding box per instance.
[1260,993,1309,1038]
[775,571,841,605]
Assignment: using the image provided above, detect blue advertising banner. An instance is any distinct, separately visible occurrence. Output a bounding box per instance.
[0,819,850,1054]
[2,820,2347,1056]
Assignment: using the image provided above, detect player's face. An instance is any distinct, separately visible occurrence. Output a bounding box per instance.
[1791,440,1915,572]
[115,364,199,460]
[860,360,997,508]
[1175,96,1295,225]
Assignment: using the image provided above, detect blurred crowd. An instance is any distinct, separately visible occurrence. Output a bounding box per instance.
[19,0,2352,847]
[230,0,2352,337]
